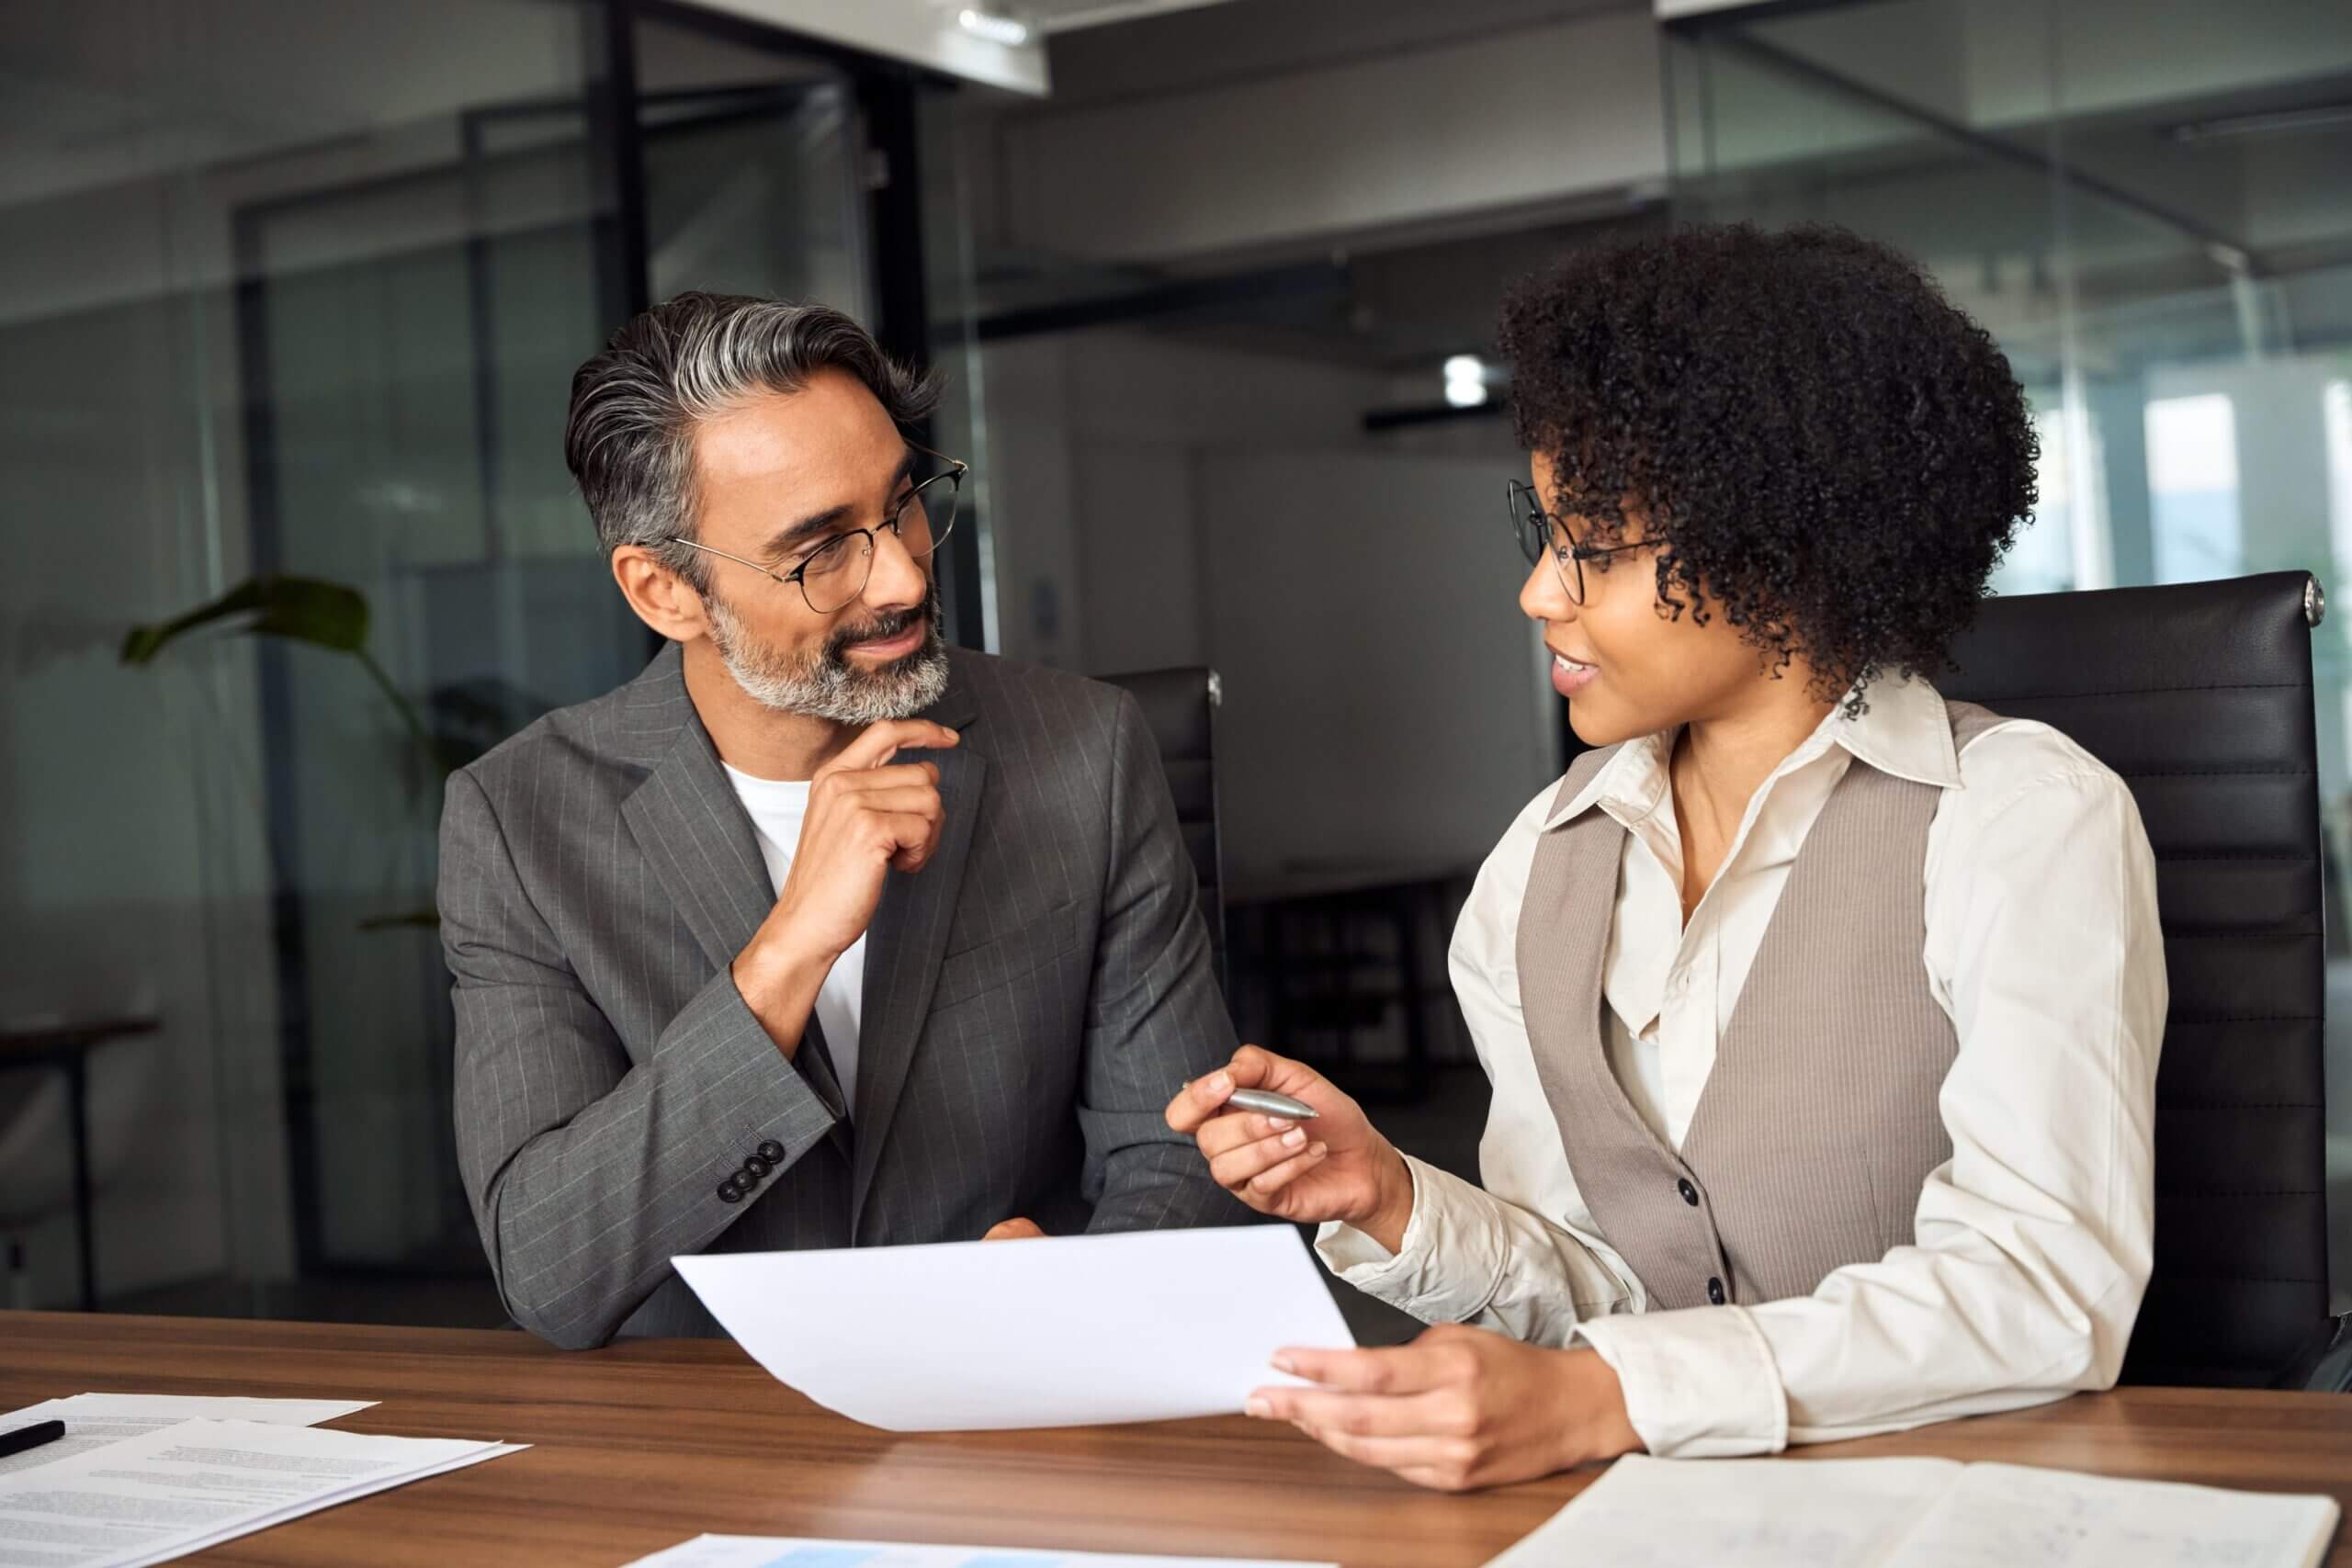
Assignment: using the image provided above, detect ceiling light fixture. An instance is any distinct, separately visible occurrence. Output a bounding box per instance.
[2167,102,2352,143]
[1444,355,1489,409]
[957,8,1033,46]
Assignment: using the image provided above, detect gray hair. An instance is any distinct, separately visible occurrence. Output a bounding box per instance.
[563,292,941,589]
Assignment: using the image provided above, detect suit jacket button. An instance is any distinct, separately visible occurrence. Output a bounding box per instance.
[1678,1179,1699,1207]
[757,1140,786,1163]
[744,1154,774,1179]
[718,1177,745,1203]
[1707,1276,1726,1305]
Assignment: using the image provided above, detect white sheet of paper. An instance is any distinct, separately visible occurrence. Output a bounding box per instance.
[1487,1454,2342,1568]
[0,1393,378,1474]
[0,1416,526,1568]
[673,1224,1356,1430]
[1487,1454,1962,1568]
[625,1535,1336,1568]
[1899,1462,2340,1568]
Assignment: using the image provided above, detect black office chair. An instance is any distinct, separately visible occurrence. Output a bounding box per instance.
[1095,667,1228,992]
[1943,570,2348,1390]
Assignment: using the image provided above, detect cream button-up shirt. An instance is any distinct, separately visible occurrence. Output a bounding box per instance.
[1317,677,2166,1458]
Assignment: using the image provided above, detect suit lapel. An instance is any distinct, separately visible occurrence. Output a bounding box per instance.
[621,704,775,978]
[851,676,985,1235]
[618,656,853,1142]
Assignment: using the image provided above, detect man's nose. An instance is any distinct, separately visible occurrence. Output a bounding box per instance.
[862,525,928,610]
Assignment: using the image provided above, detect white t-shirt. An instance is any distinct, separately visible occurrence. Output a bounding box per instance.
[723,763,866,1104]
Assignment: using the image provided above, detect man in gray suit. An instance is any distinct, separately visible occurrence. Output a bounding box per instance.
[440,293,1244,1349]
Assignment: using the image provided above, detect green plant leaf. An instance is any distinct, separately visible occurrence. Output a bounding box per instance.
[124,573,450,786]
[120,575,370,665]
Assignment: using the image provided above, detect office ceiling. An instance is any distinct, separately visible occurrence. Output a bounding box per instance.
[1017,0,1254,33]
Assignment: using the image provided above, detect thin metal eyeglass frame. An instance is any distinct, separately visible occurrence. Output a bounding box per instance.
[1506,478,1645,604]
[665,446,969,614]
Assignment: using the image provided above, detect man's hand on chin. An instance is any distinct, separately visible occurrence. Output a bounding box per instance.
[981,1217,1046,1241]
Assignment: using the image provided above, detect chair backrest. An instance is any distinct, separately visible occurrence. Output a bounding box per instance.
[1093,667,1228,991]
[1941,570,2329,1386]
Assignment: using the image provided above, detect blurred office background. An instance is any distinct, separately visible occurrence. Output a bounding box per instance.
[2,0,2348,1328]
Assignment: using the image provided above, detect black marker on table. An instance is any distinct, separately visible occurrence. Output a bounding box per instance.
[0,1419,64,1461]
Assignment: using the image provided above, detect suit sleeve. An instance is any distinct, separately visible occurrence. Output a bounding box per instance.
[441,768,840,1348]
[1077,692,1255,1233]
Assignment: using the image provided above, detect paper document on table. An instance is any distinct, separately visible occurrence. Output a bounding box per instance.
[1487,1453,2341,1568]
[0,1416,526,1568]
[0,1393,377,1474]
[625,1536,1337,1568]
[1487,1454,1961,1567]
[673,1224,1355,1431]
[1899,1462,2339,1568]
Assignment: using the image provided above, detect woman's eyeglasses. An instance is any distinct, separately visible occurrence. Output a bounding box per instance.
[1507,479,1645,605]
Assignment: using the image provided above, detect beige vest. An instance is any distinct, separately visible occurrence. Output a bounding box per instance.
[1517,703,2004,1311]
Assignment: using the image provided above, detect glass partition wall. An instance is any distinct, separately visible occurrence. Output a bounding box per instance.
[1666,0,2352,1308]
[0,0,986,1321]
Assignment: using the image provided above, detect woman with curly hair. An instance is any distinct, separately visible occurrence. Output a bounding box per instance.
[1169,224,2166,1489]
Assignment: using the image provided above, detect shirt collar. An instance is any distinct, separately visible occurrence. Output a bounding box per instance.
[1543,672,1960,832]
[1836,671,1961,790]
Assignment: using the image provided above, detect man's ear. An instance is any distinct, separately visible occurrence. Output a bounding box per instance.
[612,546,711,644]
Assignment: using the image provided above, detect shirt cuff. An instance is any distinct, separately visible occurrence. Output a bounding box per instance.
[1313,1156,1510,1325]
[1576,1304,1790,1458]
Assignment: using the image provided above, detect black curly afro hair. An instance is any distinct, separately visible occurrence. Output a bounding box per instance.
[1497,223,2038,708]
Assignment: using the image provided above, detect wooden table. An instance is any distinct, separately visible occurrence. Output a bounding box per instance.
[6,1312,2350,1565]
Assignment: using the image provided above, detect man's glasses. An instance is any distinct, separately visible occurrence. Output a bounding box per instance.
[668,447,967,615]
[1507,479,1645,605]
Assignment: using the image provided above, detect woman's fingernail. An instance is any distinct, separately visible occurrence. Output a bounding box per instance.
[1246,1397,1272,1418]
[1271,1353,1297,1374]
[1307,1143,1328,1159]
[1282,1127,1306,1148]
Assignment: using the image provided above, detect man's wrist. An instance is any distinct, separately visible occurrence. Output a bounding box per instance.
[746,910,849,987]
[730,928,838,1059]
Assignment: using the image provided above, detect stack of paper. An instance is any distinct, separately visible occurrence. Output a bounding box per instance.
[1487,1453,2342,1568]
[0,1413,524,1568]
[0,1393,377,1476]
[627,1538,1337,1568]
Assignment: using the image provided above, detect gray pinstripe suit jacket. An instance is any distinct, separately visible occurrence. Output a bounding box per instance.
[439,642,1248,1348]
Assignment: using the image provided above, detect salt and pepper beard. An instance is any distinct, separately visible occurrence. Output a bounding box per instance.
[703,571,950,725]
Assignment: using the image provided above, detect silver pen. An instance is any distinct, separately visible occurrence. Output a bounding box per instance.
[1223,1088,1318,1121]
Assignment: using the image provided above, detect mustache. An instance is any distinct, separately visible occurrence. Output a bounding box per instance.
[825,603,932,661]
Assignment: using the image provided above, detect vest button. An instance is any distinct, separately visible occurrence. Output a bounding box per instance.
[1678,1178,1699,1207]
[1707,1276,1726,1305]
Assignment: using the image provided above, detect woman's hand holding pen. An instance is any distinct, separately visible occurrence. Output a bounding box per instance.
[1164,1045,1416,1251]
